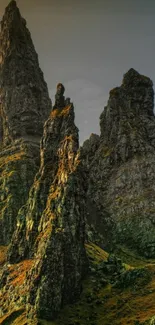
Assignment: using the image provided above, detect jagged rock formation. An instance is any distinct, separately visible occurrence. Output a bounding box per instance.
[1,2,155,324]
[0,0,51,146]
[0,1,51,244]
[0,2,87,322]
[82,68,155,257]
[7,86,88,320]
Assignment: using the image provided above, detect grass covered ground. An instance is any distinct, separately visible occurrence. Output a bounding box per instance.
[1,243,155,325]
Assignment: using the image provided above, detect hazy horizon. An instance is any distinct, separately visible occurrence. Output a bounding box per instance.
[0,0,155,143]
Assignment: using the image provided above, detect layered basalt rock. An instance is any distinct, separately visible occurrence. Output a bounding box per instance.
[8,86,88,320]
[83,68,155,257]
[0,1,52,244]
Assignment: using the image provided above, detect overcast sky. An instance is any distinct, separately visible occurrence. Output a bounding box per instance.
[0,0,155,143]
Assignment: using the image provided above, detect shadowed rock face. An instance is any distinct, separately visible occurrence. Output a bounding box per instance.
[0,1,52,245]
[8,86,88,320]
[0,0,52,146]
[82,68,155,257]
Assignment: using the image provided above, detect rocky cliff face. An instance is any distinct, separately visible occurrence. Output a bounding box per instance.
[0,0,51,245]
[83,68,155,257]
[6,85,88,321]
[0,139,39,245]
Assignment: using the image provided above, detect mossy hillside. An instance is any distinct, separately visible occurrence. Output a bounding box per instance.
[0,141,39,245]
[1,243,155,325]
[39,245,155,325]
[114,245,155,268]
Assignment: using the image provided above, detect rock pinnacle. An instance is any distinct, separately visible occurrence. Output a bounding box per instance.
[0,0,52,146]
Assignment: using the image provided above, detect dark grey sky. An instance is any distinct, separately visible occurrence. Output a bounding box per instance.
[0,0,155,143]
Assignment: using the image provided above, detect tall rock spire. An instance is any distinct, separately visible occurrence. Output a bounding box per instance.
[0,1,52,245]
[8,85,88,320]
[82,68,155,258]
[0,0,52,146]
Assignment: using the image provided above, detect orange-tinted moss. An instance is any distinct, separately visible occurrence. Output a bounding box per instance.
[50,105,71,118]
[0,246,8,266]
[9,259,34,286]
[0,151,26,169]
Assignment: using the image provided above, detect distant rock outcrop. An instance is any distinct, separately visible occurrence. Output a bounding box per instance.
[0,0,51,245]
[83,68,155,257]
